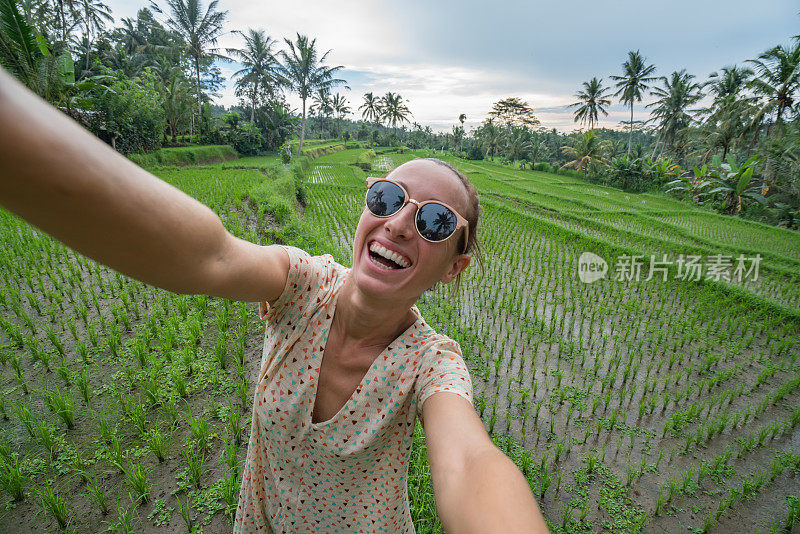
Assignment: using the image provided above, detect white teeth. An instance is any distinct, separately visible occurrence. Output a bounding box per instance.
[369,242,410,268]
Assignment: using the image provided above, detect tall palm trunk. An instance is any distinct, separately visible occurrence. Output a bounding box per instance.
[195,57,202,140]
[627,103,633,155]
[297,98,307,155]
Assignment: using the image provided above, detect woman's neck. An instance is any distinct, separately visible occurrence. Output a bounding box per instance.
[333,277,418,347]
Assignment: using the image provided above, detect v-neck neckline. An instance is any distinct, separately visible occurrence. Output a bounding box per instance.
[308,288,424,429]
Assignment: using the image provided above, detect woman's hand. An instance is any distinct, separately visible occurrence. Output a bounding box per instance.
[0,67,289,304]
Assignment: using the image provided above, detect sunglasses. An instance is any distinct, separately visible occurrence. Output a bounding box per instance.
[365,177,469,254]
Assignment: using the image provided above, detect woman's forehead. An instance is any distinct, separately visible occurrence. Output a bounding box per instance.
[387,160,468,208]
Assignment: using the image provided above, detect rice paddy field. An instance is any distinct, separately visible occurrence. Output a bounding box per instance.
[0,146,798,533]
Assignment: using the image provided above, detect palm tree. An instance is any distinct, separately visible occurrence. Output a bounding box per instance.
[646,70,703,157]
[160,0,227,138]
[568,77,611,131]
[458,113,466,151]
[310,88,332,134]
[78,0,113,72]
[278,33,347,154]
[227,28,281,126]
[331,92,349,137]
[610,50,657,154]
[706,65,753,102]
[380,92,411,129]
[505,127,532,166]
[359,92,381,125]
[747,41,800,132]
[560,130,609,177]
[476,119,504,161]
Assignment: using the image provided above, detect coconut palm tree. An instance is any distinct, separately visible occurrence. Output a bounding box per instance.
[747,41,800,132]
[278,33,347,154]
[505,127,532,166]
[160,0,227,139]
[458,113,466,151]
[646,70,704,157]
[227,28,281,126]
[331,92,349,137]
[476,119,504,161]
[706,65,753,103]
[380,92,411,129]
[610,50,657,154]
[568,77,611,131]
[560,130,609,177]
[78,0,113,72]
[359,92,381,125]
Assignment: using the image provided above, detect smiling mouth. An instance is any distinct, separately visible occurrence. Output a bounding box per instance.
[367,241,411,270]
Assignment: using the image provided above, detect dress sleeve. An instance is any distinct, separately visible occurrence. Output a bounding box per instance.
[413,336,474,420]
[257,245,336,326]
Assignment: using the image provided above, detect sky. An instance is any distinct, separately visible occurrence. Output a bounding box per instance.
[103,0,799,132]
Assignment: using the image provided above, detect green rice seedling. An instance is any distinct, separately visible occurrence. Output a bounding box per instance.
[182,345,195,376]
[237,375,249,412]
[176,493,195,532]
[94,406,115,444]
[125,463,150,504]
[38,486,69,530]
[224,436,239,472]
[586,454,599,474]
[105,497,136,533]
[215,332,228,369]
[655,488,664,516]
[10,355,28,394]
[142,375,160,407]
[14,401,35,438]
[132,338,148,369]
[26,336,52,371]
[129,398,148,436]
[539,468,551,498]
[188,412,210,451]
[560,502,574,530]
[76,368,90,405]
[146,429,169,462]
[172,368,188,399]
[44,326,65,358]
[220,468,239,517]
[44,386,75,429]
[0,450,27,501]
[106,436,126,473]
[183,442,205,489]
[36,422,59,459]
[87,324,98,348]
[55,365,71,387]
[77,340,89,365]
[161,397,179,424]
[86,473,108,515]
[0,318,24,347]
[0,397,6,420]
[226,400,242,446]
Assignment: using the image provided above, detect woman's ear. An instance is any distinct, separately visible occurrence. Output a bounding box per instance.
[440,254,471,284]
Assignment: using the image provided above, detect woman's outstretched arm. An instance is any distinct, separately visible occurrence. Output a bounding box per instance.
[0,67,288,303]
[422,392,550,533]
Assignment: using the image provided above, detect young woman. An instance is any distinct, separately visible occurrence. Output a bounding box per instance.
[0,67,548,533]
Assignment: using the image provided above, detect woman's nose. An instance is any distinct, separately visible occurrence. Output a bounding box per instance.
[383,203,417,240]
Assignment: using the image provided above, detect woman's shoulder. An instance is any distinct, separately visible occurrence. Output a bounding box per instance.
[259,246,348,321]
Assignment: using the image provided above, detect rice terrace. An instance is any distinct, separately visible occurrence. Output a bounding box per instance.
[1,0,800,532]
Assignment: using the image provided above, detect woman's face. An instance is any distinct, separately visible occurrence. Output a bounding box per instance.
[350,159,471,304]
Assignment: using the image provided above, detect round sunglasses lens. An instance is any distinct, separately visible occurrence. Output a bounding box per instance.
[367,181,405,217]
[416,203,457,242]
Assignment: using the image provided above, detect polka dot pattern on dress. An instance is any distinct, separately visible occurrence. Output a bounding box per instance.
[234,246,473,534]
